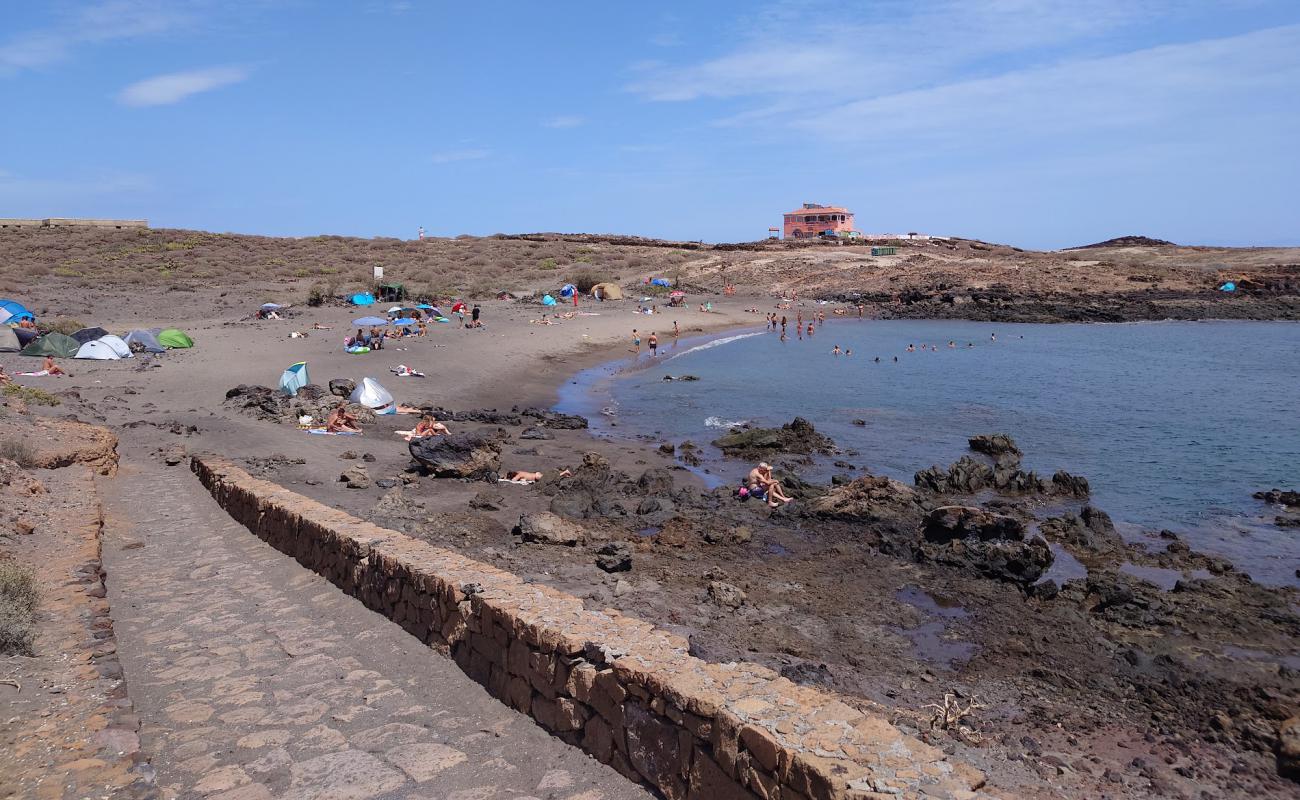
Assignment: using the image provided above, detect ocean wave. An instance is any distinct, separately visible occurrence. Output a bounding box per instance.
[704,415,747,429]
[663,330,766,363]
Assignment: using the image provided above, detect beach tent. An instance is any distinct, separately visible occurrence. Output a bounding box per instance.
[261,302,284,311]
[278,361,310,397]
[74,340,123,360]
[348,377,396,415]
[541,295,557,306]
[350,292,376,306]
[353,316,388,326]
[13,327,38,347]
[21,333,80,358]
[650,278,671,288]
[97,335,132,358]
[158,328,194,349]
[123,329,165,353]
[0,327,19,352]
[559,283,576,298]
[1218,282,1236,292]
[71,326,110,345]
[590,282,623,300]
[0,300,34,323]
[387,306,404,314]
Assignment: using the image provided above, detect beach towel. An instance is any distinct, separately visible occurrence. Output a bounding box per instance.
[305,428,362,436]
[499,477,536,485]
[15,370,52,377]
[390,365,426,378]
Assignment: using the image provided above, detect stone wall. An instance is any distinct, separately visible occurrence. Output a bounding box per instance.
[192,455,993,800]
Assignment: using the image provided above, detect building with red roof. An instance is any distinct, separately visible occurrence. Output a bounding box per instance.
[783,203,855,239]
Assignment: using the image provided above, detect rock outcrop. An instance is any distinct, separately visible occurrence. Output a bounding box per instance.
[516,512,585,546]
[408,432,502,478]
[712,417,834,459]
[916,506,1053,586]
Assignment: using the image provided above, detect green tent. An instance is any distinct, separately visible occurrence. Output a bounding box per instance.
[20,332,80,358]
[158,328,194,349]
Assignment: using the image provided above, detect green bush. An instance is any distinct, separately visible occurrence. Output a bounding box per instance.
[2,385,60,408]
[568,271,612,293]
[306,281,338,307]
[538,258,558,270]
[0,561,37,656]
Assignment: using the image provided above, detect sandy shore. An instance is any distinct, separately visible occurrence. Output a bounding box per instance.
[5,290,1298,799]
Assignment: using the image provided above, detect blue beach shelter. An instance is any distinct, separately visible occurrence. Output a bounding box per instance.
[350,292,376,306]
[541,294,557,306]
[650,278,672,288]
[0,299,34,324]
[352,315,388,326]
[559,283,576,298]
[392,317,416,326]
[1218,282,1236,292]
[278,361,310,397]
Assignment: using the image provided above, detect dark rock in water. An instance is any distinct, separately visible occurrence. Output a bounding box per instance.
[1051,470,1090,498]
[469,490,505,511]
[712,416,835,459]
[969,433,1023,468]
[658,442,675,455]
[328,378,356,398]
[831,474,852,486]
[1255,488,1300,507]
[595,541,632,572]
[519,426,554,440]
[516,512,584,546]
[517,407,589,429]
[408,432,502,478]
[916,506,1052,586]
[339,464,371,489]
[1040,506,1122,558]
[636,468,675,496]
[915,456,994,493]
[917,454,1090,499]
[851,419,867,426]
[1276,515,1300,528]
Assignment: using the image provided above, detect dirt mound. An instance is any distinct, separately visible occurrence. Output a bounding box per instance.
[0,417,119,476]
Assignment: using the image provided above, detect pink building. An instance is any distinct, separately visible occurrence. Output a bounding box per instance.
[783,203,855,238]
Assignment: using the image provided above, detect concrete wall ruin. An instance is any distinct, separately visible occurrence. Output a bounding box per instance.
[191,455,991,800]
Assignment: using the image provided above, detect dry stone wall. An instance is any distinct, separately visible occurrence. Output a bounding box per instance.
[192,455,994,800]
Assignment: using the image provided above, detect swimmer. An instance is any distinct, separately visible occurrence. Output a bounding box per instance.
[832,345,842,356]
[991,332,996,342]
[906,344,915,353]
[948,340,956,348]
[873,356,880,363]
[844,349,852,356]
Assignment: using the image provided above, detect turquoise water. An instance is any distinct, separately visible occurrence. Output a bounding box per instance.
[557,320,1300,587]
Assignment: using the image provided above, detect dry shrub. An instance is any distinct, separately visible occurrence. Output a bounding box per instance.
[42,317,85,335]
[2,386,59,408]
[568,271,612,293]
[0,560,37,655]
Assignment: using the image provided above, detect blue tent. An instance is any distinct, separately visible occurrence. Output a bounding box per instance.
[650,278,671,288]
[559,283,576,298]
[0,299,34,323]
[352,316,388,326]
[350,292,376,306]
[1218,282,1236,292]
[278,361,309,397]
[416,303,435,309]
[541,294,557,306]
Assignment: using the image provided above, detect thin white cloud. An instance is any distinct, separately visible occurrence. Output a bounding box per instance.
[430,148,491,164]
[118,65,251,107]
[0,1,196,76]
[542,115,586,129]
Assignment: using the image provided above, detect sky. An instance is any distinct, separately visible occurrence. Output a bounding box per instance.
[2,0,1299,249]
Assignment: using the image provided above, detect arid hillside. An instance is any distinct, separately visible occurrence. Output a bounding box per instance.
[2,226,1297,321]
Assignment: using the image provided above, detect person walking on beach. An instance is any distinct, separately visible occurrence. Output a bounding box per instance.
[631,329,641,354]
[673,320,680,339]
[648,332,658,357]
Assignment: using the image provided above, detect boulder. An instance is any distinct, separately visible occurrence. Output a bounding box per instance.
[517,512,585,546]
[1278,715,1300,780]
[916,506,1052,586]
[339,464,371,489]
[518,407,589,430]
[469,490,505,511]
[711,417,834,459]
[409,432,502,478]
[1050,470,1091,498]
[223,384,286,422]
[1255,489,1300,507]
[1039,506,1122,558]
[707,581,746,608]
[519,427,554,440]
[328,378,356,397]
[636,468,675,496]
[806,474,923,534]
[595,541,633,572]
[915,455,995,494]
[968,433,1022,468]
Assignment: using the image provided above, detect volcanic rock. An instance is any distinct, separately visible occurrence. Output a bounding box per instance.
[519,427,554,440]
[340,464,371,489]
[636,468,675,497]
[408,432,502,478]
[917,506,1052,586]
[328,378,356,397]
[1255,489,1300,507]
[707,581,746,608]
[1278,716,1300,779]
[469,490,505,511]
[595,542,633,572]
[969,433,1023,468]
[517,512,585,546]
[1040,506,1122,559]
[518,407,589,429]
[712,417,834,459]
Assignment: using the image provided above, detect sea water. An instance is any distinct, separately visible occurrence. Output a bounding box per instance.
[557,320,1300,587]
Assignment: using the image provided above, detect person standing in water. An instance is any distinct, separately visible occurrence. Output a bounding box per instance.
[672,320,680,338]
[632,329,641,354]
[648,332,658,357]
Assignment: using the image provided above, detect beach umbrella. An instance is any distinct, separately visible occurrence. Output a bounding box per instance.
[392,317,416,326]
[278,361,309,397]
[387,306,403,314]
[352,316,388,326]
[668,290,686,298]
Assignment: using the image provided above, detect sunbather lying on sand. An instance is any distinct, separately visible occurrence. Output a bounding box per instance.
[396,404,424,415]
[326,402,361,433]
[43,356,67,377]
[398,415,450,441]
[501,468,572,485]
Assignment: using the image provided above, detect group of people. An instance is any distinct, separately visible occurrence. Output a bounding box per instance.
[630,323,681,357]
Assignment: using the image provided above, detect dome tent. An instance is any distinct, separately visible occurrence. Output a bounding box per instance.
[590,282,623,300]
[559,283,576,298]
[74,340,123,360]
[0,326,19,352]
[279,361,309,397]
[123,329,165,353]
[72,326,111,345]
[158,328,194,349]
[97,335,133,358]
[21,333,80,358]
[0,300,34,324]
[350,292,376,306]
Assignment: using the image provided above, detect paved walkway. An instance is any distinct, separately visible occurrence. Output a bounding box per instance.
[101,451,651,800]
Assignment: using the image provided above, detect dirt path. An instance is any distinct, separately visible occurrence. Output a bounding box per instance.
[100,448,651,800]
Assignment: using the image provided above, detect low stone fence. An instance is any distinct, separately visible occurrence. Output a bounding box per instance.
[192,456,991,800]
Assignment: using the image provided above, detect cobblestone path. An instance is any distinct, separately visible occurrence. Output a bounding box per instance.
[102,454,651,800]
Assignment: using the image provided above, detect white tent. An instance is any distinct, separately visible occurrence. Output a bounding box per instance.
[74,340,123,360]
[348,377,396,415]
[96,334,133,358]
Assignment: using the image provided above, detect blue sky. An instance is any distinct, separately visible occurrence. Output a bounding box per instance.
[3,1,1298,249]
